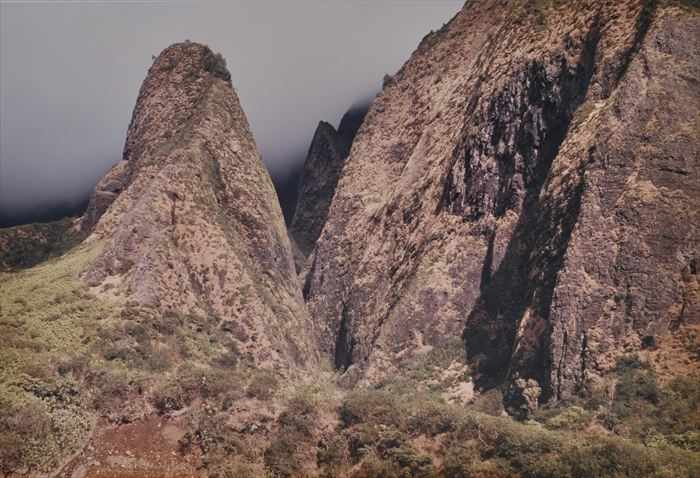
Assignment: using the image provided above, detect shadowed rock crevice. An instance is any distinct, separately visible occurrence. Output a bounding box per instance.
[461,1,672,412]
[604,0,657,97]
[302,253,317,301]
[334,304,355,371]
[479,230,496,291]
[441,17,601,221]
[459,23,602,409]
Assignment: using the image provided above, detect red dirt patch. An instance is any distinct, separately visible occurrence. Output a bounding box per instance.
[57,415,203,478]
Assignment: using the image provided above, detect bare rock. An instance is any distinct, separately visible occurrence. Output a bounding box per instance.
[290,105,368,258]
[305,1,700,407]
[507,377,542,419]
[82,42,319,369]
[80,161,129,233]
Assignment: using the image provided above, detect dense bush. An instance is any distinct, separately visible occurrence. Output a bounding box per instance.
[317,434,349,469]
[614,356,659,408]
[384,445,434,477]
[536,405,592,431]
[405,396,459,436]
[96,318,177,372]
[340,389,402,428]
[0,396,51,474]
[180,406,244,470]
[470,388,505,416]
[598,355,700,443]
[441,441,482,478]
[264,394,318,477]
[350,451,406,478]
[90,368,138,416]
[330,375,700,478]
[151,365,242,414]
[264,433,301,478]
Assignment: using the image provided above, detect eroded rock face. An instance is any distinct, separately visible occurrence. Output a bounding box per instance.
[305,0,699,410]
[80,160,129,233]
[290,106,367,258]
[83,42,318,368]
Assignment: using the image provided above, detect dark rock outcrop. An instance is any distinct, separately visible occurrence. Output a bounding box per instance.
[337,105,368,145]
[305,0,700,411]
[289,106,367,257]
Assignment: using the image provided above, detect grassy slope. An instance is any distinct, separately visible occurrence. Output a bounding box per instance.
[0,239,292,475]
[0,242,106,472]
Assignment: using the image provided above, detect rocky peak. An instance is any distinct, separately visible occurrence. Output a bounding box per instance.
[304,0,699,412]
[289,106,367,258]
[81,43,230,232]
[337,105,368,145]
[82,42,318,368]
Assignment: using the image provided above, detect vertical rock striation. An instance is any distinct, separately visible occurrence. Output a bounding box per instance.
[305,0,699,412]
[82,42,318,368]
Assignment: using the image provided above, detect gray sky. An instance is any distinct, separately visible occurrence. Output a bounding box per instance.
[0,0,462,223]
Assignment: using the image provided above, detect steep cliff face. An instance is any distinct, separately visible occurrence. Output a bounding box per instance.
[83,42,318,368]
[290,106,368,258]
[305,0,699,411]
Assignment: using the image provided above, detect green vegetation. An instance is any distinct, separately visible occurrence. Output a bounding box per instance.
[0,388,92,475]
[0,218,80,271]
[0,243,104,472]
[201,352,699,478]
[0,243,107,379]
[1,242,698,477]
[0,240,255,474]
[604,356,700,444]
[390,337,469,389]
[151,364,243,414]
[327,376,700,478]
[264,395,319,477]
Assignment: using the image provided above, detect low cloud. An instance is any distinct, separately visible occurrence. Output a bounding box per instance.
[0,1,462,227]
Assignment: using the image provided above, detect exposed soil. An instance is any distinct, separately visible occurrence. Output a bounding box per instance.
[57,416,200,478]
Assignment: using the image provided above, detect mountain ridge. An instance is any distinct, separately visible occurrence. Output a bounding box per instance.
[1,2,699,476]
[304,0,700,414]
